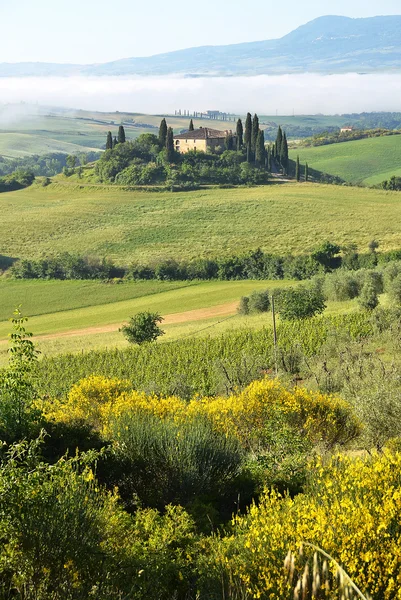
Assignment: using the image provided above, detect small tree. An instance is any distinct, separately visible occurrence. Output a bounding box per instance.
[120,312,165,345]
[305,162,309,182]
[66,155,77,174]
[118,125,126,144]
[106,131,113,150]
[276,287,326,321]
[0,309,40,441]
[311,241,341,272]
[189,119,194,131]
[358,280,378,311]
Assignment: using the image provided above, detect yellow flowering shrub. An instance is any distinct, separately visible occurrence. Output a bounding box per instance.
[41,376,360,449]
[202,452,401,599]
[187,379,360,449]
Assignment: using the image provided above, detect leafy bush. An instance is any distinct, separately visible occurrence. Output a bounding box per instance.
[120,312,164,345]
[248,290,271,313]
[323,270,360,301]
[0,437,198,600]
[275,286,326,320]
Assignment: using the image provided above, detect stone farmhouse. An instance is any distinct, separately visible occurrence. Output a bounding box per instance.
[173,127,236,154]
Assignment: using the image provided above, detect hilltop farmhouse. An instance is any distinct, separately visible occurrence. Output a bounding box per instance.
[174,127,236,153]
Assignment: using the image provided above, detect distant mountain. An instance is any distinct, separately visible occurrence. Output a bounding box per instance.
[2,15,401,77]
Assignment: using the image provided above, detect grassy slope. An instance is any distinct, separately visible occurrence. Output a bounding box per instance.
[290,135,401,185]
[0,280,193,321]
[2,183,401,263]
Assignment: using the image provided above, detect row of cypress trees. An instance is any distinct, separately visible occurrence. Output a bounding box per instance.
[237,113,266,165]
[106,125,126,150]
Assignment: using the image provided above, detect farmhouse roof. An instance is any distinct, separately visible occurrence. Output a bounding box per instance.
[173,127,229,140]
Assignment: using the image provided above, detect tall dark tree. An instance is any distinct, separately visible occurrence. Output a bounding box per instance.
[295,155,300,181]
[118,125,126,144]
[158,118,168,147]
[166,127,175,163]
[280,132,288,174]
[225,133,234,151]
[189,119,194,131]
[251,114,260,154]
[113,137,118,149]
[255,130,266,166]
[106,131,113,150]
[244,113,252,150]
[305,162,309,182]
[275,126,283,159]
[236,118,243,150]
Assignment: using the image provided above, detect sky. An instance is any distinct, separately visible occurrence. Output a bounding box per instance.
[1,0,401,64]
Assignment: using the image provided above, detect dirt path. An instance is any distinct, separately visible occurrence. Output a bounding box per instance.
[0,301,239,345]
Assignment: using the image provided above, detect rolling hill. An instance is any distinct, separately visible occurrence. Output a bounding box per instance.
[1,183,401,266]
[290,134,401,185]
[1,15,401,77]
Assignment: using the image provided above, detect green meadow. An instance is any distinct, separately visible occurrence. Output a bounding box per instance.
[0,279,296,363]
[2,182,401,264]
[290,134,401,185]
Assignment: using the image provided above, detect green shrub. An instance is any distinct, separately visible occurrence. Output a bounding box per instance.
[120,312,164,345]
[275,286,326,320]
[108,413,243,510]
[248,290,270,313]
[323,270,360,301]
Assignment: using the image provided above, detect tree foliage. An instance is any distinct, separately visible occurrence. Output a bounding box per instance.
[120,312,165,345]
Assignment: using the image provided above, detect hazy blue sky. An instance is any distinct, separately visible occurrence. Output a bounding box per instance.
[2,0,401,64]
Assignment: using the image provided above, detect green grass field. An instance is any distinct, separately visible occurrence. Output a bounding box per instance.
[290,135,401,185]
[2,182,401,264]
[0,279,296,363]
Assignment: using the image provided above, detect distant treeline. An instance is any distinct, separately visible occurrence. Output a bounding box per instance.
[0,151,101,178]
[8,242,401,282]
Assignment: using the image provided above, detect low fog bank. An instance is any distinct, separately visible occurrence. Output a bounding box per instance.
[0,73,400,116]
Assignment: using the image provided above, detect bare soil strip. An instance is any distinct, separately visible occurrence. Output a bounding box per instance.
[0,301,239,344]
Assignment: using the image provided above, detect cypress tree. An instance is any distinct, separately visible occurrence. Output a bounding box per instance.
[275,126,283,159]
[225,133,234,151]
[280,132,288,174]
[305,162,309,182]
[267,145,272,172]
[236,118,243,150]
[118,125,126,144]
[158,118,168,147]
[113,137,118,148]
[106,131,113,150]
[255,130,265,166]
[295,155,300,181]
[244,112,252,149]
[166,127,175,163]
[189,119,194,131]
[251,114,260,154]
